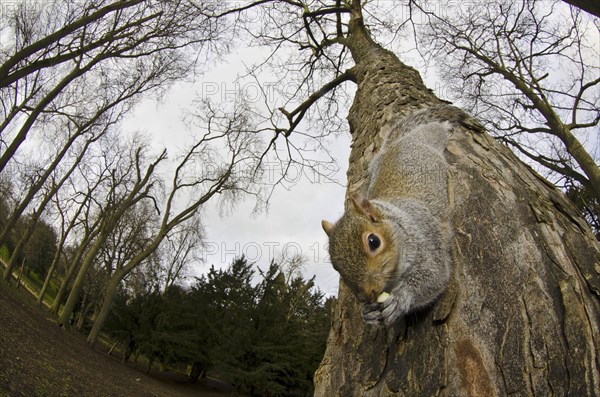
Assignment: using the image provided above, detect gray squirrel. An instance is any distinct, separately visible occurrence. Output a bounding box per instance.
[322,104,475,326]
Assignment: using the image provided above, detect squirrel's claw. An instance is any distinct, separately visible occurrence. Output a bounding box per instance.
[361,302,383,325]
[381,293,411,326]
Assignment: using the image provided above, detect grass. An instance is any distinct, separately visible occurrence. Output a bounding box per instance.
[0,245,9,261]
[0,255,61,308]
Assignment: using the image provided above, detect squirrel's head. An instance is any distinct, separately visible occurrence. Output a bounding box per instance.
[322,193,399,303]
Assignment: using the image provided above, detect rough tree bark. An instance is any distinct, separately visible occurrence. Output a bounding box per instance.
[562,0,600,18]
[314,6,600,397]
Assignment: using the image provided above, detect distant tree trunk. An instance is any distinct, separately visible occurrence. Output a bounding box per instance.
[87,266,123,344]
[15,259,25,289]
[189,362,206,384]
[124,339,136,363]
[75,297,87,331]
[146,356,155,374]
[563,0,600,17]
[313,7,600,396]
[50,246,86,315]
[107,340,118,356]
[75,292,95,331]
[87,234,164,344]
[37,239,64,306]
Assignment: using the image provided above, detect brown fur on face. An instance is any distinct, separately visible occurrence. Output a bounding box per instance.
[323,194,399,302]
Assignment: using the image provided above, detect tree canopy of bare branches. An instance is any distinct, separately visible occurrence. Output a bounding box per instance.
[0,0,215,169]
[0,0,276,348]
[1,0,599,394]
[0,1,219,265]
[422,0,599,201]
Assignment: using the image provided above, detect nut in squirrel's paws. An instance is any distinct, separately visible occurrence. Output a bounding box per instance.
[376,292,391,303]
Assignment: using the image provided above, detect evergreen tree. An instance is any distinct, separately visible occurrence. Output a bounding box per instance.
[106,256,331,394]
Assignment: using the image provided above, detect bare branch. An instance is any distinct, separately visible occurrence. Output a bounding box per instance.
[423,0,600,200]
[279,68,356,136]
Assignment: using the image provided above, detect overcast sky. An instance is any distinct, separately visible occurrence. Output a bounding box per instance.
[122,45,350,296]
[118,5,443,296]
[120,10,458,297]
[120,1,598,296]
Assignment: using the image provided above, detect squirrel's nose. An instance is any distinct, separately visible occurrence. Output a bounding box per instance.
[354,289,377,303]
[363,288,378,303]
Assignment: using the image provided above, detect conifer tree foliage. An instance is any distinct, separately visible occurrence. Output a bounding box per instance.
[22,218,57,279]
[105,257,332,396]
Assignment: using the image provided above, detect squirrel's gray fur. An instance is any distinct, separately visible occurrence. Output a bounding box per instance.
[322,104,472,326]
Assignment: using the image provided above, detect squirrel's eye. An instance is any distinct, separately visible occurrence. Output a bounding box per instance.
[367,234,381,252]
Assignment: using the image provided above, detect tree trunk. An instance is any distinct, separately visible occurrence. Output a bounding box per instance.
[4,235,27,282]
[15,259,25,289]
[562,0,600,18]
[86,267,123,344]
[37,245,61,305]
[314,11,600,397]
[58,235,106,327]
[87,232,165,344]
[50,248,85,315]
[75,291,90,331]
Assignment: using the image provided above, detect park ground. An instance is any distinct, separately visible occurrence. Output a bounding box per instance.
[0,281,230,397]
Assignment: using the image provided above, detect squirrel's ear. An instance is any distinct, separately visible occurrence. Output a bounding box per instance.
[350,193,368,213]
[351,193,381,223]
[321,220,334,237]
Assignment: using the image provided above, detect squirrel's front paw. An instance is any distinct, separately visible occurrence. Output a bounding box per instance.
[361,302,383,325]
[381,293,411,326]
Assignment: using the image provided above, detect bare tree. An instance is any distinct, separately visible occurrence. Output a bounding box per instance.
[68,199,158,330]
[204,1,600,394]
[0,0,214,172]
[159,217,204,290]
[0,106,111,249]
[86,102,265,344]
[97,200,158,282]
[422,0,599,200]
[57,141,167,328]
[37,171,104,306]
[48,131,128,312]
[279,253,308,286]
[50,213,102,315]
[1,121,111,282]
